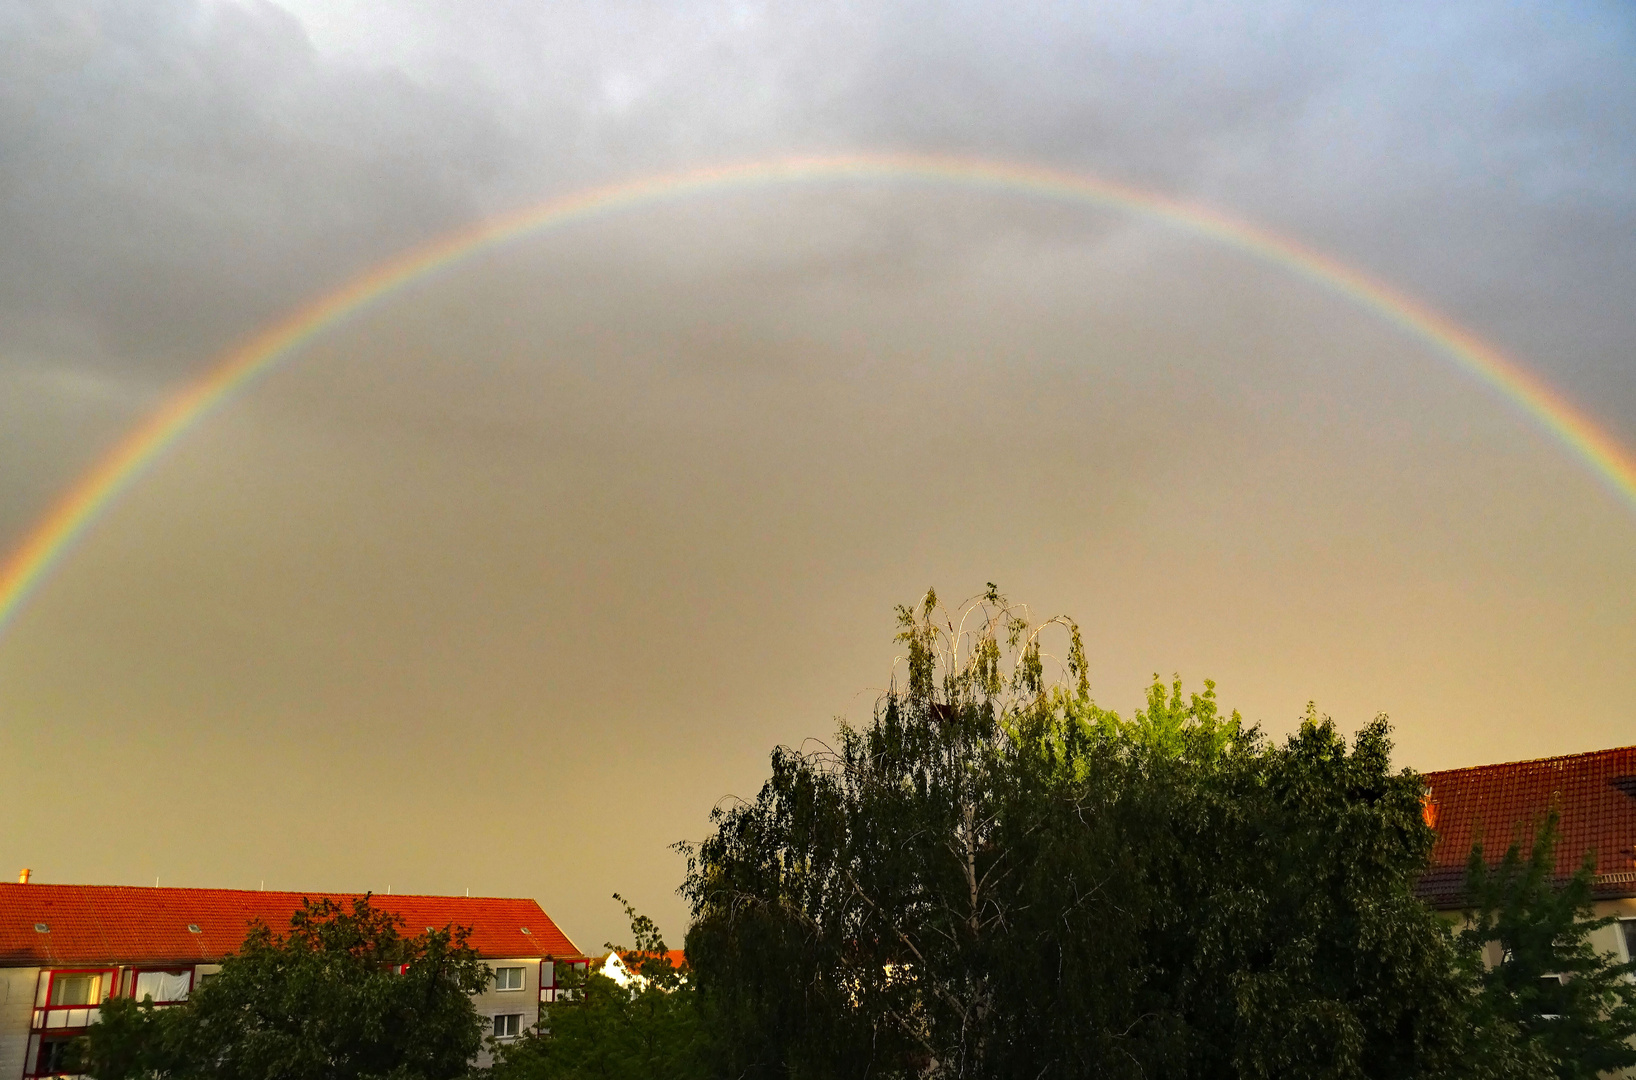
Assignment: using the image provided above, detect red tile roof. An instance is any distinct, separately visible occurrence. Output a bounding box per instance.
[1420,745,1636,907]
[611,948,687,971]
[0,884,584,967]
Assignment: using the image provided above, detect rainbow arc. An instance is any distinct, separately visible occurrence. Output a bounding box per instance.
[2,153,1633,636]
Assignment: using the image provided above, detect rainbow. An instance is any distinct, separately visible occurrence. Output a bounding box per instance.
[2,152,1634,637]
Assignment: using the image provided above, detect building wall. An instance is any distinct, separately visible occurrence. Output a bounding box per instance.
[1450,900,1635,1080]
[1596,901,1636,1080]
[470,957,547,1068]
[0,969,39,1080]
[1442,898,1635,959]
[1592,899,1636,963]
[0,958,556,1078]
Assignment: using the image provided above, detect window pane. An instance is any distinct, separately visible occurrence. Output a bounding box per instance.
[39,1037,74,1074]
[51,974,97,1006]
[495,966,523,990]
[1536,975,1568,1017]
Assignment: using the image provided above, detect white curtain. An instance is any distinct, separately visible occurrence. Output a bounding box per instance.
[134,971,190,1002]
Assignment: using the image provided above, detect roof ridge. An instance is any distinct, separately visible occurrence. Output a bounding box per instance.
[0,882,525,901]
[1422,744,1636,777]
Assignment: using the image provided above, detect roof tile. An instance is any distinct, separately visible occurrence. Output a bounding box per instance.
[0,884,583,967]
[1420,745,1636,907]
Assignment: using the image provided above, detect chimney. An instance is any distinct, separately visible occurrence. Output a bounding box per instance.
[18,869,30,884]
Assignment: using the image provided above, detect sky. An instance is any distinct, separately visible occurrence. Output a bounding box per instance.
[2,0,1633,950]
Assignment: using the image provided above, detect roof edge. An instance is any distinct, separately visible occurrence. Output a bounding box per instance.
[1422,743,1636,779]
[0,882,537,902]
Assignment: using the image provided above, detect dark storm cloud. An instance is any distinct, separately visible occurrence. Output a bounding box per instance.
[7,0,1631,421]
[1,0,505,376]
[311,0,1636,437]
[822,2,1636,434]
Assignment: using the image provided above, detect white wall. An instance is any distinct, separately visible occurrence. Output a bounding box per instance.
[469,958,543,1069]
[0,968,40,1080]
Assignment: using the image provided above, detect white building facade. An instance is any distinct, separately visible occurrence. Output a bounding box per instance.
[0,883,585,1078]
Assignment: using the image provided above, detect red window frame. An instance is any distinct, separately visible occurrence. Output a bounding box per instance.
[127,967,195,1003]
[26,1032,81,1079]
[26,969,117,1079]
[539,959,556,1001]
[540,958,587,1003]
[33,967,115,1021]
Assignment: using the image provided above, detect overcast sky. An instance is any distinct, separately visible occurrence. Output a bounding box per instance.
[2,0,1633,949]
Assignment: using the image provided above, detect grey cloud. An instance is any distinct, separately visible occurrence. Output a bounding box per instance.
[2,0,1631,492]
[1,0,506,378]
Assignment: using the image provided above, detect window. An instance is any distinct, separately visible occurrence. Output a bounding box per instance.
[1619,918,1636,964]
[493,1013,523,1039]
[35,1036,74,1076]
[493,966,524,991]
[1536,974,1568,1019]
[50,973,101,1006]
[134,971,191,1003]
[540,961,567,1001]
[542,960,586,1002]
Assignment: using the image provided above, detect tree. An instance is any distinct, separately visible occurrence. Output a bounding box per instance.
[1459,812,1636,1079]
[683,585,1094,1076]
[74,895,490,1080]
[682,586,1512,1079]
[487,895,708,1080]
[1161,704,1482,1080]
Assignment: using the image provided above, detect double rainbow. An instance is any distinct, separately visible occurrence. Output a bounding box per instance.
[2,153,1633,637]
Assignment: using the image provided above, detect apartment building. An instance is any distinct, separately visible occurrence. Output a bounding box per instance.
[1420,743,1636,965]
[0,883,585,1079]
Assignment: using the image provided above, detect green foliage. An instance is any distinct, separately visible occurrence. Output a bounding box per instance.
[680,587,1529,1079]
[609,893,688,991]
[74,895,489,1080]
[1169,706,1480,1080]
[72,994,178,1080]
[487,897,708,1080]
[1459,812,1636,1078]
